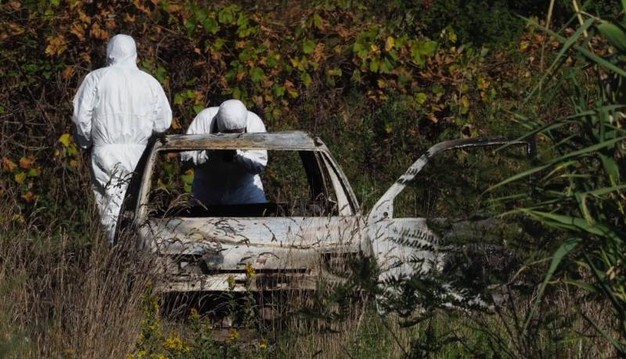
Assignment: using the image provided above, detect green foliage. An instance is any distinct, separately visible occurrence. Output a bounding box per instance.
[417,0,528,47]
[495,2,626,354]
[1,0,539,226]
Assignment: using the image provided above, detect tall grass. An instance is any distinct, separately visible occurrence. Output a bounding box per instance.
[0,200,155,358]
[489,4,626,355]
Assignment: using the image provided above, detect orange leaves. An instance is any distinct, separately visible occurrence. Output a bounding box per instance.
[133,0,154,15]
[0,22,26,41]
[21,191,37,203]
[19,156,35,170]
[2,157,17,173]
[170,118,182,130]
[45,35,68,57]
[62,66,76,81]
[70,22,87,41]
[2,155,40,203]
[90,22,109,41]
[5,1,21,10]
[311,43,326,63]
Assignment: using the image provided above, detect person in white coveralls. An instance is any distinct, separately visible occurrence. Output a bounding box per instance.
[182,99,267,206]
[72,34,172,242]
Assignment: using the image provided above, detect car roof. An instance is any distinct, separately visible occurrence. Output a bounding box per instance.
[155,130,328,151]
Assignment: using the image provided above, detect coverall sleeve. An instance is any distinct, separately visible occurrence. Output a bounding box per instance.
[233,112,267,174]
[151,79,173,134]
[180,108,217,165]
[72,73,98,150]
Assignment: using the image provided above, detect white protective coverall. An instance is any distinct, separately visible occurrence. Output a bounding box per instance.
[72,34,172,242]
[182,100,267,205]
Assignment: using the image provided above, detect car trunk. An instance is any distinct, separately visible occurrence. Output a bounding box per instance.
[140,216,364,292]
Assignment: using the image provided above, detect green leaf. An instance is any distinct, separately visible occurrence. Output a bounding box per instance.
[525,210,621,241]
[302,39,316,54]
[380,58,394,74]
[411,45,426,66]
[250,67,265,83]
[415,93,427,105]
[597,21,626,53]
[203,17,219,34]
[585,184,626,197]
[353,41,368,59]
[184,19,197,35]
[67,145,78,156]
[599,154,619,185]
[272,85,285,97]
[419,40,438,55]
[369,59,380,73]
[27,168,40,177]
[300,71,312,87]
[313,13,323,29]
[523,237,581,335]
[236,12,248,27]
[193,104,204,114]
[218,5,238,24]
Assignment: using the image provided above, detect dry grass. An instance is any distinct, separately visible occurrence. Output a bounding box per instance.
[0,202,155,358]
[0,199,620,358]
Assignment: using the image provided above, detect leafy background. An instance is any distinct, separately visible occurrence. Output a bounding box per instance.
[1,0,625,357]
[1,0,561,229]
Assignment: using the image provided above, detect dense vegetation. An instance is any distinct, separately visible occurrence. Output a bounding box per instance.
[1,0,624,357]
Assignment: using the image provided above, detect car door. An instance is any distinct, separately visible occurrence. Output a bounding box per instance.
[366,137,535,285]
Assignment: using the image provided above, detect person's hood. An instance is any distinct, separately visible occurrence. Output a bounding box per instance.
[106,34,138,68]
[216,100,248,131]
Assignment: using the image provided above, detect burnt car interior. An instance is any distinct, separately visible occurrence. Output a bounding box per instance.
[145,149,341,218]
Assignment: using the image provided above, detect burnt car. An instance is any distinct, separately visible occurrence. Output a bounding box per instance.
[116,131,533,298]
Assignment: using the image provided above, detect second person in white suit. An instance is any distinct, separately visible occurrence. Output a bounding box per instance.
[182,99,268,206]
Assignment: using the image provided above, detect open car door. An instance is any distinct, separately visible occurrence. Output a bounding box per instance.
[366,137,535,290]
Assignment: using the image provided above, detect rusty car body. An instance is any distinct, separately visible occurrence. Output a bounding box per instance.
[116,131,533,295]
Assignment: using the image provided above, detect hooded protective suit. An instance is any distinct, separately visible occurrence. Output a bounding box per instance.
[72,34,172,242]
[182,100,267,205]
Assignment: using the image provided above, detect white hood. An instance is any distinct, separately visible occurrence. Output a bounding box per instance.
[216,99,248,131]
[106,34,138,68]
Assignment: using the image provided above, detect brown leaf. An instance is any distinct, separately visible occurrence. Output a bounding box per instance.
[45,35,68,57]
[70,23,86,41]
[2,157,17,172]
[90,23,109,41]
[19,156,35,169]
[7,1,21,10]
[62,66,76,81]
[312,43,326,63]
[21,191,37,203]
[171,118,181,130]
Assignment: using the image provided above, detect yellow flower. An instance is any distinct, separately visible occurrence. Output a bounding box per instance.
[228,329,240,342]
[259,338,268,349]
[127,350,147,359]
[245,263,256,278]
[227,275,236,290]
[163,335,190,352]
[190,308,200,322]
